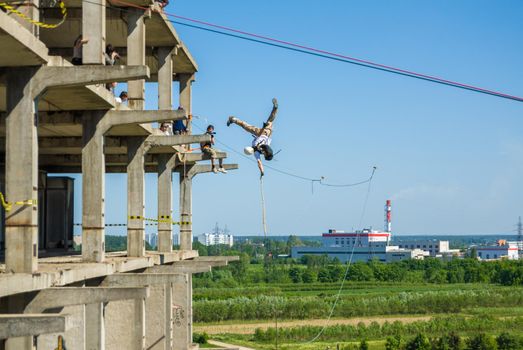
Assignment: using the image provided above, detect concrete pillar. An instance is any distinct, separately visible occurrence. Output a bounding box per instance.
[178,165,193,251]
[172,274,189,350]
[127,8,146,110]
[5,295,33,350]
[186,275,193,346]
[178,74,194,134]
[82,0,106,65]
[157,47,174,110]
[127,137,146,257]
[85,303,105,350]
[5,68,38,274]
[82,111,106,262]
[157,154,176,253]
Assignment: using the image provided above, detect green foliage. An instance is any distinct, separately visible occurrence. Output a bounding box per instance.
[496,333,520,350]
[359,339,369,350]
[405,333,431,350]
[466,333,498,350]
[385,335,402,350]
[250,316,523,344]
[192,332,209,344]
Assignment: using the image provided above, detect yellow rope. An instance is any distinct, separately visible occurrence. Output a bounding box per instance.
[128,215,190,226]
[0,1,67,29]
[0,192,37,212]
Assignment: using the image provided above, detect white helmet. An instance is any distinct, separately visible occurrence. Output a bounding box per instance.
[243,146,254,155]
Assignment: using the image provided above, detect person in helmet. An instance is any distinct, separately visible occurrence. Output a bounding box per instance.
[227,98,278,176]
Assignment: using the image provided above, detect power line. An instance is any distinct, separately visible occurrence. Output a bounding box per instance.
[81,0,523,103]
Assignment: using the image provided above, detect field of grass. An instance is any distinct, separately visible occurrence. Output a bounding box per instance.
[194,281,523,349]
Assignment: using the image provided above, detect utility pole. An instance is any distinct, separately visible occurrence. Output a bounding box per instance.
[518,216,522,242]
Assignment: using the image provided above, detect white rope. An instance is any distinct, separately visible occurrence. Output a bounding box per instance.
[303,174,375,344]
[260,176,268,238]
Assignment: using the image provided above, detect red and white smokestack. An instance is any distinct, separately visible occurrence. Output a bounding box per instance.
[384,200,392,233]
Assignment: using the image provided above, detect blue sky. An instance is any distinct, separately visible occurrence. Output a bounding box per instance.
[70,1,523,237]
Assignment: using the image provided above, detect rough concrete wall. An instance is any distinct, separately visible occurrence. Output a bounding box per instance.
[38,305,85,350]
[145,285,166,350]
[105,300,135,350]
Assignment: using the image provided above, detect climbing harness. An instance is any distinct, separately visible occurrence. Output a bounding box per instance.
[0,0,67,29]
[0,192,37,212]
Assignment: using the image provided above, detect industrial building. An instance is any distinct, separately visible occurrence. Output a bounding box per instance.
[0,1,238,349]
[473,240,520,260]
[291,201,429,263]
[396,240,460,257]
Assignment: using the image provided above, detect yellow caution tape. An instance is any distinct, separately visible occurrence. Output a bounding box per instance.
[0,192,37,212]
[129,216,191,226]
[0,1,67,29]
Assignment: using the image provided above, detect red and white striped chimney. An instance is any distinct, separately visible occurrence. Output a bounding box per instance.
[384,200,392,233]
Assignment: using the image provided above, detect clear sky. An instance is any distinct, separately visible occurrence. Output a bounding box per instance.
[71,0,523,237]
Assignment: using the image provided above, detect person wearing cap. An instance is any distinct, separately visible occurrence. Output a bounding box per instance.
[227,98,277,176]
[200,125,226,174]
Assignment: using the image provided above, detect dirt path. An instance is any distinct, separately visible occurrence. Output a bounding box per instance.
[196,315,432,335]
[208,340,256,350]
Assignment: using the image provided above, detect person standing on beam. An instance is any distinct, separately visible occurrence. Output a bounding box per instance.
[227,98,278,177]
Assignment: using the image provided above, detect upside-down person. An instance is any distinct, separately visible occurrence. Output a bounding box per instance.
[227,98,278,177]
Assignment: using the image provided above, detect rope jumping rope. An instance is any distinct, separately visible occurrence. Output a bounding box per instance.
[259,175,268,238]
[0,1,67,29]
[303,168,376,344]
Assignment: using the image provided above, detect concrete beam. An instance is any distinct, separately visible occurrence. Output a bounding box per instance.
[145,134,211,148]
[99,109,187,135]
[178,151,227,163]
[193,256,240,263]
[0,314,69,339]
[188,164,239,179]
[173,260,229,268]
[101,273,185,287]
[146,265,211,274]
[25,287,150,313]
[32,66,150,97]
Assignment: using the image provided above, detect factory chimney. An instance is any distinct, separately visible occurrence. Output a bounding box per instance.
[384,200,392,233]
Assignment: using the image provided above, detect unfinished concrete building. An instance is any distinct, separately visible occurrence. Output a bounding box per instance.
[0,0,238,348]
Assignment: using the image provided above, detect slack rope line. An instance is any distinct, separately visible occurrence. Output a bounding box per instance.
[304,165,375,344]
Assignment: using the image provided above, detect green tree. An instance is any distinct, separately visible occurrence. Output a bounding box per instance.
[406,334,431,350]
[288,266,302,283]
[301,269,315,283]
[496,333,519,350]
[385,335,402,350]
[466,333,497,350]
[359,339,369,350]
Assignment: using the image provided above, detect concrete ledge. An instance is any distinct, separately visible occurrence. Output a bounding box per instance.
[180,152,227,163]
[0,314,69,339]
[193,256,240,263]
[0,10,49,66]
[25,287,150,313]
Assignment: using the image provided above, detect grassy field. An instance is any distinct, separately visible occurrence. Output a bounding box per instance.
[193,282,523,349]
